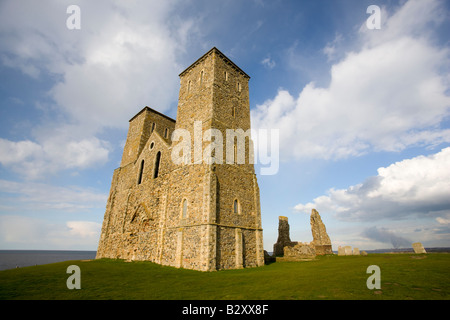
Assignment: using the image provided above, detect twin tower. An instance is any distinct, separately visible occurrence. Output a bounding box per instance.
[96,48,264,271]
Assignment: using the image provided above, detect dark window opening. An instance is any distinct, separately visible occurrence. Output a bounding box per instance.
[153,151,161,178]
[137,160,144,185]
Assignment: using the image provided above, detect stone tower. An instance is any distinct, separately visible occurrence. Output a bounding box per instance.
[96,47,264,271]
[310,209,333,255]
[273,216,296,256]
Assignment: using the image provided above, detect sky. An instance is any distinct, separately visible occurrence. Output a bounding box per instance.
[0,0,449,252]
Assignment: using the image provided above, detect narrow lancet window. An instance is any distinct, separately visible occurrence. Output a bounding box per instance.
[137,160,144,185]
[153,151,161,178]
[234,199,239,214]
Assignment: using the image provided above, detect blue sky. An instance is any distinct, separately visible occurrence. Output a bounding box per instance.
[0,0,449,251]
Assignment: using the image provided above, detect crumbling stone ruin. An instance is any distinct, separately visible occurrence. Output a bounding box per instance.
[96,48,264,271]
[273,209,332,260]
[338,246,361,256]
[310,209,333,255]
[283,242,316,260]
[412,242,427,254]
[273,216,297,256]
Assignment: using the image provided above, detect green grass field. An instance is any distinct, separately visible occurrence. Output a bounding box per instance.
[0,253,449,300]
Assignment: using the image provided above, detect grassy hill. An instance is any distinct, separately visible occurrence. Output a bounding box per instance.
[0,253,449,300]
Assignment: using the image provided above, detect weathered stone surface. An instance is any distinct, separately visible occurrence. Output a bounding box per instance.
[273,209,333,258]
[344,246,353,256]
[338,245,362,256]
[310,209,333,255]
[283,242,316,260]
[360,251,368,256]
[273,216,297,256]
[412,242,427,254]
[96,48,264,271]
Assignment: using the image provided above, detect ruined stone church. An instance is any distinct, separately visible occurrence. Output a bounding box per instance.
[96,47,264,271]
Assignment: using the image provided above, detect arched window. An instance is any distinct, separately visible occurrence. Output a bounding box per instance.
[233,199,240,214]
[137,159,144,185]
[153,151,161,178]
[182,199,187,219]
[164,128,169,139]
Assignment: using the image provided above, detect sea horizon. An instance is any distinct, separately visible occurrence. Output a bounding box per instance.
[1,247,449,271]
[0,249,97,271]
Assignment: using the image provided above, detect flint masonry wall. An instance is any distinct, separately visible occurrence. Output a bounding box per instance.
[310,209,333,255]
[97,47,264,271]
[272,209,333,258]
[273,216,297,256]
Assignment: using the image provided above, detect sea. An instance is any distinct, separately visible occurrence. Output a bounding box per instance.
[0,250,97,271]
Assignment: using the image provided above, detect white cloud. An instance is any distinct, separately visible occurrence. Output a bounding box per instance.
[436,216,450,225]
[0,139,43,166]
[251,0,450,161]
[0,215,101,249]
[261,56,276,69]
[67,221,102,239]
[359,0,446,45]
[0,1,190,130]
[368,150,450,204]
[0,136,110,179]
[294,147,450,222]
[0,0,199,178]
[323,33,343,62]
[0,179,107,212]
